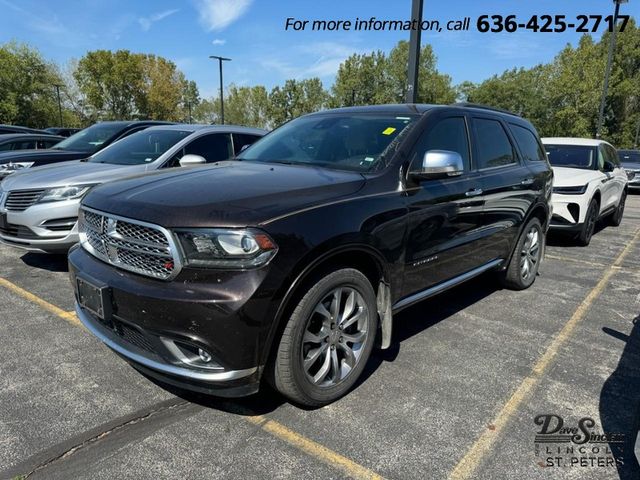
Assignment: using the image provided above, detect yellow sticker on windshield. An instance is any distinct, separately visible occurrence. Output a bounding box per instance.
[382,127,397,135]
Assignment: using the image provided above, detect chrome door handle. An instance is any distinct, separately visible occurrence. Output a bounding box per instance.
[465,188,483,197]
[521,178,534,186]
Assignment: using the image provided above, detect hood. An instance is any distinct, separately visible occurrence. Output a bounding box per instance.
[621,162,640,171]
[0,148,89,165]
[1,160,148,191]
[83,161,366,228]
[551,166,602,187]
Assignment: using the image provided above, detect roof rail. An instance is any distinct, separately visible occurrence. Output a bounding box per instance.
[452,102,521,117]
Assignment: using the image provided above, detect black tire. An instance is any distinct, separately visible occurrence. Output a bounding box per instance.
[609,190,626,227]
[577,199,599,246]
[270,268,377,407]
[499,217,543,291]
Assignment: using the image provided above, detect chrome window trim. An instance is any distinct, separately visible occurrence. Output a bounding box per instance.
[79,205,184,280]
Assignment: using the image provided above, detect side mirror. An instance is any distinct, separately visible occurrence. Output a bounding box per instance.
[179,154,206,167]
[603,162,614,173]
[410,150,464,179]
[240,144,251,152]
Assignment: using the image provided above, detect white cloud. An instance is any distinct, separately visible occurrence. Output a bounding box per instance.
[260,41,365,81]
[194,0,253,31]
[212,38,226,46]
[138,9,179,32]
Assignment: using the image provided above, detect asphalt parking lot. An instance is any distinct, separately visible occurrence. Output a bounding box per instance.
[0,196,639,480]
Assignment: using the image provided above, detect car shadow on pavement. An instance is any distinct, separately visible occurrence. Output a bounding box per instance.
[141,371,287,416]
[360,273,501,384]
[546,222,608,247]
[20,252,68,272]
[600,314,640,479]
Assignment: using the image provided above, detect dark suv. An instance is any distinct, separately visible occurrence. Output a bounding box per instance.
[69,104,552,406]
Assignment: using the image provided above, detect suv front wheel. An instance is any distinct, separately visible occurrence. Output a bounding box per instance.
[271,268,377,407]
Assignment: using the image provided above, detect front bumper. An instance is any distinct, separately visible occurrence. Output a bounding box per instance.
[0,198,80,253]
[549,192,585,229]
[75,303,260,396]
[68,245,277,396]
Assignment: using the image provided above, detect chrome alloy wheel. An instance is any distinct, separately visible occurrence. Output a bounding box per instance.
[302,287,369,387]
[520,226,541,280]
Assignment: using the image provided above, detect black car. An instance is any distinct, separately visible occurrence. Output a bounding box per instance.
[69,104,552,406]
[44,127,83,137]
[0,124,49,135]
[618,149,640,190]
[0,120,173,180]
[0,133,64,152]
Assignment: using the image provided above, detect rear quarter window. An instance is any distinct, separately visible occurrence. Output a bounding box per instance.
[509,124,547,162]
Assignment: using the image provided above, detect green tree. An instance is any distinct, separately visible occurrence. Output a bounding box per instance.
[181,79,200,123]
[331,51,389,107]
[74,50,144,119]
[385,41,456,104]
[0,42,62,127]
[269,78,329,127]
[138,55,185,121]
[224,85,270,128]
[74,50,193,121]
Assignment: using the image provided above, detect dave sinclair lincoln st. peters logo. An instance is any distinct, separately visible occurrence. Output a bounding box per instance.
[534,414,625,468]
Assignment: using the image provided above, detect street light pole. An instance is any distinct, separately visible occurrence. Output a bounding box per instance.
[53,84,63,127]
[209,55,231,124]
[406,0,423,103]
[596,0,628,138]
[635,118,640,148]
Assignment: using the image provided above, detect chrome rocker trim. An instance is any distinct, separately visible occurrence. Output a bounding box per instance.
[392,258,504,312]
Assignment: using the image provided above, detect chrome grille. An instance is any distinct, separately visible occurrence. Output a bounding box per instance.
[79,207,180,280]
[5,189,45,211]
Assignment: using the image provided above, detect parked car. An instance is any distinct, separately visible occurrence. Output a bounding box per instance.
[69,103,552,406]
[542,138,628,246]
[0,121,172,181]
[0,125,49,135]
[0,125,265,253]
[618,149,640,190]
[0,133,64,152]
[45,127,82,137]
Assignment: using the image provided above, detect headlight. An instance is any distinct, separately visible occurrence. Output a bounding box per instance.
[553,185,588,195]
[175,229,277,269]
[0,162,35,171]
[38,185,94,203]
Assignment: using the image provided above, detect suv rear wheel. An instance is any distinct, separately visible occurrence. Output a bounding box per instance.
[271,268,377,407]
[499,217,543,290]
[609,190,626,227]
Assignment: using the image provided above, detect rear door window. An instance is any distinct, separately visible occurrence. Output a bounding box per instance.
[185,133,233,162]
[472,118,516,169]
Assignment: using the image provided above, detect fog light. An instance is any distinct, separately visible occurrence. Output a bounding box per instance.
[198,348,212,363]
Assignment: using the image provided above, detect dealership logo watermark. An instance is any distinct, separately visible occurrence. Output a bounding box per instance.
[534,414,624,468]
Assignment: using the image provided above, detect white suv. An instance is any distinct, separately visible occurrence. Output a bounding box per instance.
[542,138,628,246]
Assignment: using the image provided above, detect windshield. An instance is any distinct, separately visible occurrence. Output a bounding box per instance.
[89,129,191,165]
[545,145,595,169]
[237,114,418,172]
[52,123,124,153]
[619,150,640,163]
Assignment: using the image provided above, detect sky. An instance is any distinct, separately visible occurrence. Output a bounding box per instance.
[0,0,639,99]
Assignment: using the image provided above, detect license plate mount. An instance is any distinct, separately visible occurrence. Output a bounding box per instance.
[77,276,112,321]
[0,212,7,231]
